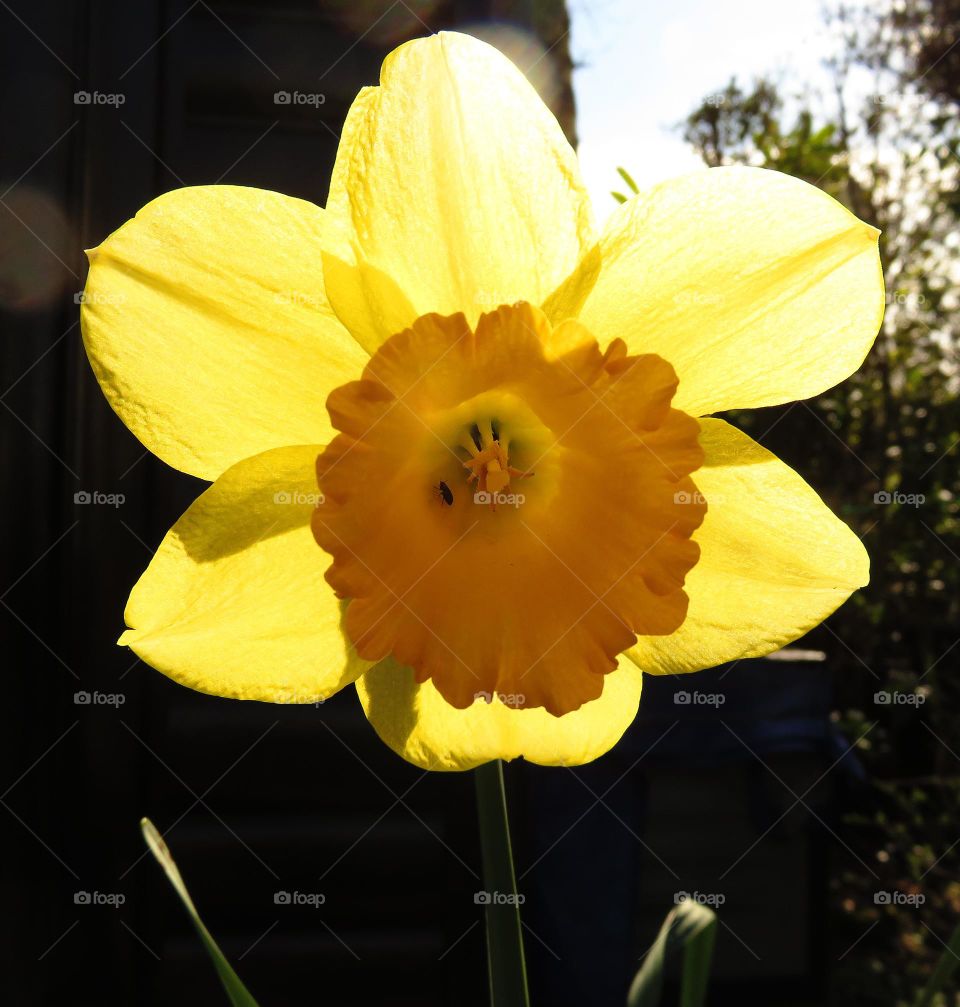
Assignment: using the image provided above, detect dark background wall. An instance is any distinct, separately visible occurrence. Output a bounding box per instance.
[0,4,576,1005]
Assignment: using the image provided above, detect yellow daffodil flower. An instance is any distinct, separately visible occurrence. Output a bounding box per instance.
[80,32,884,771]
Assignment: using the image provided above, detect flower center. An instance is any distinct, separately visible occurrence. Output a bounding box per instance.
[312,303,706,716]
[465,425,515,493]
[417,391,556,525]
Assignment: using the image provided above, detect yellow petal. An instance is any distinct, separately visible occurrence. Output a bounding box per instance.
[555,166,884,415]
[324,31,594,351]
[628,419,869,675]
[82,186,368,480]
[355,655,643,771]
[121,445,369,702]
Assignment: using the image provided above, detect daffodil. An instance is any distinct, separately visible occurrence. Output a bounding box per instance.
[81,32,884,771]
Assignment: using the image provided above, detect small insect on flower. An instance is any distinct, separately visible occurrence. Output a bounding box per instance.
[434,480,454,506]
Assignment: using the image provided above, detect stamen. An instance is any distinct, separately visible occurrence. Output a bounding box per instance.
[459,432,480,457]
[461,429,533,509]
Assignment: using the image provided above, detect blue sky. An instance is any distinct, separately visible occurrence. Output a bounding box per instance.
[568,0,832,217]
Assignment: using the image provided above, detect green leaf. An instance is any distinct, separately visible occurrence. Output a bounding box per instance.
[679,909,716,1007]
[616,166,640,193]
[627,899,717,1007]
[914,917,960,1007]
[141,818,262,1007]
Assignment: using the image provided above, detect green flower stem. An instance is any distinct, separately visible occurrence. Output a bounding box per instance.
[474,759,530,1007]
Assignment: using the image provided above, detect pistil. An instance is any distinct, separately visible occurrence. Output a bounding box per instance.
[462,430,533,507]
